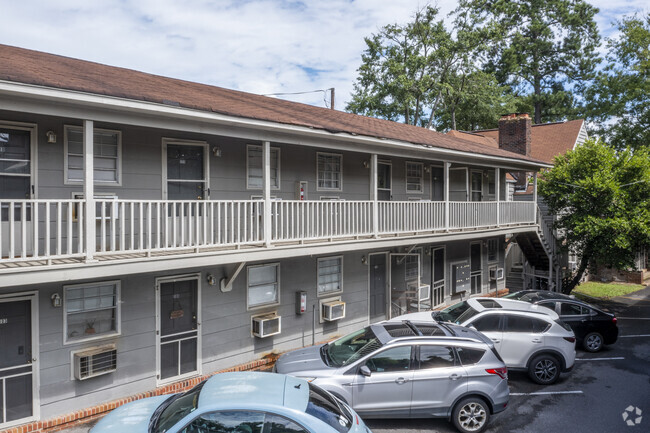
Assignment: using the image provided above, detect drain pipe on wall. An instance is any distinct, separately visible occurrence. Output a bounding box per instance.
[312,304,316,346]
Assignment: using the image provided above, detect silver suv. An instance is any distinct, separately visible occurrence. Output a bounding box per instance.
[275,321,508,433]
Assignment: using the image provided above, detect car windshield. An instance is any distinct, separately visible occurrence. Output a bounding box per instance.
[305,383,352,433]
[438,301,471,323]
[326,326,382,367]
[152,382,205,433]
[503,292,526,300]
[455,306,480,324]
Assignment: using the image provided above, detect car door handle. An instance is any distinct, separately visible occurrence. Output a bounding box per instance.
[395,377,408,385]
[491,338,501,343]
[449,373,461,380]
[532,339,542,343]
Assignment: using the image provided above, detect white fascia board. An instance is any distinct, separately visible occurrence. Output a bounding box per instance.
[0,225,538,287]
[0,80,551,171]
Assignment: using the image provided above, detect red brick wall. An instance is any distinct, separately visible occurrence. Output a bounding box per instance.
[498,114,532,156]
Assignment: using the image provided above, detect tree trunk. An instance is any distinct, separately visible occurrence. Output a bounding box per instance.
[562,250,591,294]
[451,107,457,131]
[534,76,542,124]
[425,90,443,129]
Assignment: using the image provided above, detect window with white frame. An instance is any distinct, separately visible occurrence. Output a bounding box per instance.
[406,162,423,193]
[64,281,120,342]
[65,126,121,184]
[318,256,343,295]
[247,145,280,189]
[487,238,498,262]
[248,263,280,308]
[317,153,342,190]
[405,251,421,281]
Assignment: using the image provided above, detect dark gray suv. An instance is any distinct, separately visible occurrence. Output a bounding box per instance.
[274,321,508,433]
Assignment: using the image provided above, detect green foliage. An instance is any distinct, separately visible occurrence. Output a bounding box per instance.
[585,14,650,150]
[345,5,506,130]
[457,0,601,124]
[539,140,650,292]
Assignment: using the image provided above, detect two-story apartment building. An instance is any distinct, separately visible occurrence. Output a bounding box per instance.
[0,44,550,431]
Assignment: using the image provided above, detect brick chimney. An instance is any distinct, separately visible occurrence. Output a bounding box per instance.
[498,113,531,156]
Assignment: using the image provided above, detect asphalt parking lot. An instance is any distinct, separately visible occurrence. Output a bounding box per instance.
[366,286,650,433]
[60,286,650,433]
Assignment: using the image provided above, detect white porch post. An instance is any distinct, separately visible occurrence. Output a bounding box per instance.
[263,141,272,247]
[444,162,450,231]
[532,171,538,223]
[496,168,500,226]
[83,120,96,262]
[370,154,378,238]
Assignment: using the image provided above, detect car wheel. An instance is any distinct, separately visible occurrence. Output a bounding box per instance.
[528,354,561,385]
[583,332,604,352]
[451,397,490,433]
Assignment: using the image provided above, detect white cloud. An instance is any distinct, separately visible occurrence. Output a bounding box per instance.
[0,0,645,110]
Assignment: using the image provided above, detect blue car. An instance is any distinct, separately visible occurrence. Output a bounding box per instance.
[91,371,372,433]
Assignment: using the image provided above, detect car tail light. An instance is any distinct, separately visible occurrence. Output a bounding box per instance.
[356,415,359,425]
[486,367,508,379]
[564,336,576,343]
[612,317,617,324]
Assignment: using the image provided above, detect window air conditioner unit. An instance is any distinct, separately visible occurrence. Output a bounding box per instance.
[322,300,346,322]
[73,345,117,380]
[418,284,431,302]
[489,268,505,281]
[251,313,281,338]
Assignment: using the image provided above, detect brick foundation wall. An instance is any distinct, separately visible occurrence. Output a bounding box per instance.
[0,356,277,433]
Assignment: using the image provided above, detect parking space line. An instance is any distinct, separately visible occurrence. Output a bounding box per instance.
[575,357,624,361]
[617,317,650,320]
[510,391,583,396]
[620,334,650,338]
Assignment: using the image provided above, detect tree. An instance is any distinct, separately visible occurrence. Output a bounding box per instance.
[585,14,650,150]
[457,0,601,124]
[346,5,498,129]
[539,140,650,293]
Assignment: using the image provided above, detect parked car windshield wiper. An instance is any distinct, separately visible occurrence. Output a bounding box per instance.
[148,394,177,433]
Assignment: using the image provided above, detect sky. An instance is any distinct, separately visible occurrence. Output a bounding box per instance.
[0,0,647,110]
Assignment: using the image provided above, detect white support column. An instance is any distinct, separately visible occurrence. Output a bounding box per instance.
[83,120,96,262]
[496,168,500,227]
[532,171,538,223]
[444,162,450,231]
[263,141,272,247]
[370,154,378,237]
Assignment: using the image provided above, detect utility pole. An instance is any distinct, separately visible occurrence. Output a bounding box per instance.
[330,88,335,110]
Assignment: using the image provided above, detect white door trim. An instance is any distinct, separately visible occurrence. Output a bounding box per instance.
[155,273,202,386]
[0,290,40,427]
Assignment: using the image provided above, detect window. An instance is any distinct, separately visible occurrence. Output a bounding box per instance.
[405,253,420,281]
[318,256,343,296]
[0,127,31,200]
[306,383,352,433]
[456,347,486,365]
[365,346,412,373]
[505,315,548,333]
[406,162,423,193]
[65,126,121,184]
[487,238,498,262]
[488,170,496,195]
[418,346,455,369]
[317,153,342,191]
[181,411,264,433]
[471,314,501,332]
[538,301,557,312]
[476,299,502,309]
[248,264,280,308]
[247,145,280,189]
[64,281,120,343]
[265,414,307,433]
[560,303,588,316]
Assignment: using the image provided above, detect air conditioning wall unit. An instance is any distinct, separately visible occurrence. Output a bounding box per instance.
[319,296,346,323]
[73,344,117,380]
[418,284,431,302]
[251,313,281,338]
[489,267,505,281]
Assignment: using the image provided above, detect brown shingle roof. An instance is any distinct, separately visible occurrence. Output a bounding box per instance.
[0,44,547,166]
[447,130,499,148]
[471,120,584,164]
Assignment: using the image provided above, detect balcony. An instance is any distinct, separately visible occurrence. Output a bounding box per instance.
[0,199,536,270]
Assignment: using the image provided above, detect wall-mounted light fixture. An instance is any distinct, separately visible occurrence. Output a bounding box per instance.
[51,293,62,308]
[46,130,57,144]
[212,146,222,157]
[362,161,369,169]
[424,166,430,174]
[206,274,217,286]
[361,256,367,265]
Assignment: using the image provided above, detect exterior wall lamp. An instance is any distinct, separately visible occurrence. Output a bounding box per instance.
[46,130,57,143]
[212,146,222,157]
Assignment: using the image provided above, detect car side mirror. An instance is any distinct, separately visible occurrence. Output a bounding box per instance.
[359,365,371,377]
[468,325,478,331]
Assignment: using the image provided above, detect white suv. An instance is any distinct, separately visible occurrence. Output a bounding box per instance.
[392,303,576,384]
[461,309,576,384]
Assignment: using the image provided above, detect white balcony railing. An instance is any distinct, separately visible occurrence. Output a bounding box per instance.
[0,199,537,265]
